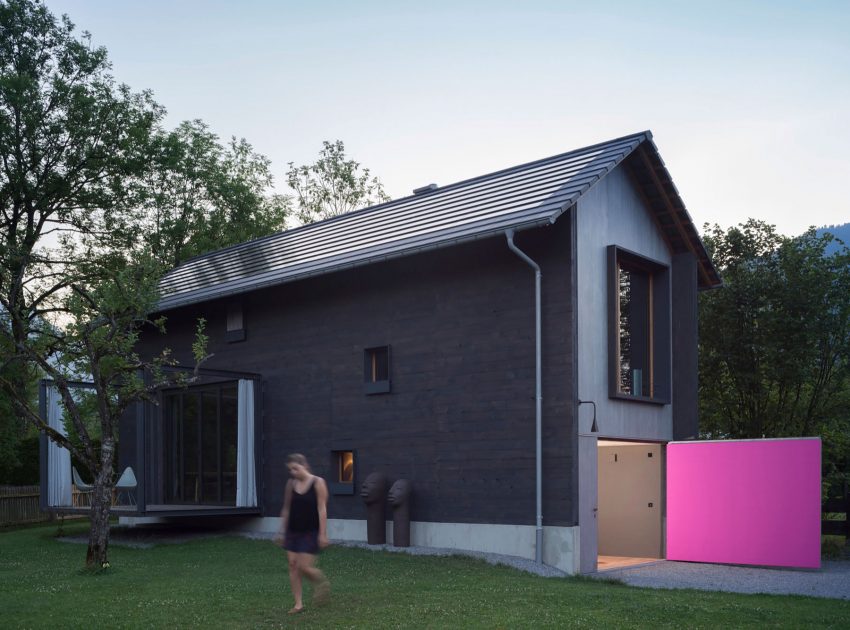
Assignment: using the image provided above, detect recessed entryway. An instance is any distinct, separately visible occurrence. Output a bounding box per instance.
[597,555,660,570]
[597,439,664,571]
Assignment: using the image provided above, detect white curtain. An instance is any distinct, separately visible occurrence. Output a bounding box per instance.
[236,379,257,507]
[47,386,72,507]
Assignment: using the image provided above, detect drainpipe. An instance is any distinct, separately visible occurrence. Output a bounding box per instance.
[505,229,543,564]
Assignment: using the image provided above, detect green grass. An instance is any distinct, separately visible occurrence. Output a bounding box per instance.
[823,535,849,560]
[1,523,849,629]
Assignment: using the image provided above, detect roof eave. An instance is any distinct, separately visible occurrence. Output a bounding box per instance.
[625,141,722,289]
[155,214,561,313]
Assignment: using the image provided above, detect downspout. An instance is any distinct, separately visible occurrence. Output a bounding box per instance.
[505,229,543,564]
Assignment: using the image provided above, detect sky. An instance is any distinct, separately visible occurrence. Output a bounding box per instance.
[44,0,850,235]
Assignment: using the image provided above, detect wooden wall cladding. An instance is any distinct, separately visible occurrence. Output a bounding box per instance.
[125,220,576,526]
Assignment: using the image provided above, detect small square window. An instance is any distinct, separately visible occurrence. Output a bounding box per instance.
[329,450,356,495]
[364,346,391,394]
[226,303,245,343]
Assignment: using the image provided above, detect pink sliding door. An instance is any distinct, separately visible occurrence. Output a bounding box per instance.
[666,438,821,569]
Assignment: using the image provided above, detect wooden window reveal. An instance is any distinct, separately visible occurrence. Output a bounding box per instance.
[336,451,354,483]
[607,246,670,404]
[363,346,391,394]
[226,303,245,343]
[329,450,356,495]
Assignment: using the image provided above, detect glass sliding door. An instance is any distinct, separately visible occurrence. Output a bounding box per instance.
[201,392,218,502]
[220,388,238,504]
[164,394,181,504]
[162,382,239,505]
[183,393,199,502]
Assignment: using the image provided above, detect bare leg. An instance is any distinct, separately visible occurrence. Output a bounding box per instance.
[287,551,303,612]
[297,553,330,603]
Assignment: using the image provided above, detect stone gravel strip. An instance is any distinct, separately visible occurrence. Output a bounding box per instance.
[595,560,850,600]
[242,532,568,578]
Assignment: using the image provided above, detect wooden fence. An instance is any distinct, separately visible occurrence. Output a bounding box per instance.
[0,485,47,526]
[823,483,850,539]
[0,485,91,527]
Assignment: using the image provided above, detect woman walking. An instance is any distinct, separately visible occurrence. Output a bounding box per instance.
[275,453,330,614]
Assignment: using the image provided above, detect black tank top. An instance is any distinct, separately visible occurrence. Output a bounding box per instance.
[288,478,319,533]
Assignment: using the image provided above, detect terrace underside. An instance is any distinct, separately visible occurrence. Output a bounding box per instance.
[49,503,261,518]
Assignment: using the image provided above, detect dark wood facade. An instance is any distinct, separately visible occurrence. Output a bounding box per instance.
[671,252,699,440]
[121,219,578,527]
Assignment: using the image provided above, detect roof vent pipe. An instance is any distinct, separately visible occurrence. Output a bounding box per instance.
[505,228,543,565]
[412,183,438,195]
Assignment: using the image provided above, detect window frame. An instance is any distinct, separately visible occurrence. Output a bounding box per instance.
[607,245,671,405]
[363,345,391,395]
[225,303,246,343]
[160,381,240,505]
[329,449,356,495]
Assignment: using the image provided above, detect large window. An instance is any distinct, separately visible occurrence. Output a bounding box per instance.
[608,246,670,403]
[162,382,238,505]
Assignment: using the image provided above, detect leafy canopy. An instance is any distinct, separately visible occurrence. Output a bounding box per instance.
[0,0,201,567]
[0,0,390,564]
[287,139,390,225]
[699,219,850,497]
[142,120,290,267]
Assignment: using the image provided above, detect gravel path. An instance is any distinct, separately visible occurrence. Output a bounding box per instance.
[59,526,565,576]
[596,560,850,600]
[241,533,568,578]
[335,540,569,577]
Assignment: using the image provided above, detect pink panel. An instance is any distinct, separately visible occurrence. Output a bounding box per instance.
[667,438,821,569]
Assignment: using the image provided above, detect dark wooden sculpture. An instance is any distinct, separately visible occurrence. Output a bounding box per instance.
[388,479,412,548]
[361,472,388,544]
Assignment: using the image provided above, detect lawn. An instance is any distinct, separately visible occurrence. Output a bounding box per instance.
[1,522,849,629]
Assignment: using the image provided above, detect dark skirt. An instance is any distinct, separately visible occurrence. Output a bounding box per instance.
[284,530,320,555]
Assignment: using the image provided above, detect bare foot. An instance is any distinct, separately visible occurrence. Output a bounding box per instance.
[313,580,331,605]
[287,606,304,615]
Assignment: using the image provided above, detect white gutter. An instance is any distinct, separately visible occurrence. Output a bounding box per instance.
[505,229,543,564]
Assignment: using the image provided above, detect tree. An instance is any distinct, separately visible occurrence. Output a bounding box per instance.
[286,139,390,225]
[1,246,205,567]
[699,219,850,496]
[143,120,289,267]
[0,0,205,568]
[0,349,36,482]
[0,0,158,488]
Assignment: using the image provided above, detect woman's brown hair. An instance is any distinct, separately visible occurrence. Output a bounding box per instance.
[287,453,310,470]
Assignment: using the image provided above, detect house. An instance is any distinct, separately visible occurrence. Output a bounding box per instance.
[44,131,726,573]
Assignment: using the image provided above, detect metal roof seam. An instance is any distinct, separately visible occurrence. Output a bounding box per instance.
[162,144,634,276]
[166,138,641,270]
[157,215,557,310]
[156,131,719,311]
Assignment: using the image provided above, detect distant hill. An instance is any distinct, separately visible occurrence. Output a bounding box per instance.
[815,222,850,256]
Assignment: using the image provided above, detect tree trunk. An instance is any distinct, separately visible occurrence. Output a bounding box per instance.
[7,303,34,442]
[86,463,115,568]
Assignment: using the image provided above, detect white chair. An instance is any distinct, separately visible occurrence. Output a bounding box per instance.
[72,466,93,507]
[115,467,137,506]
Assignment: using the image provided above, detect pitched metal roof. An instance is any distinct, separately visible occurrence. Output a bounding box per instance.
[157,130,719,311]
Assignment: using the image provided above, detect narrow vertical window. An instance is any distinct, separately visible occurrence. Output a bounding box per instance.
[226,303,245,342]
[363,346,391,394]
[329,450,356,494]
[608,246,670,403]
[336,451,354,483]
[617,263,652,397]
